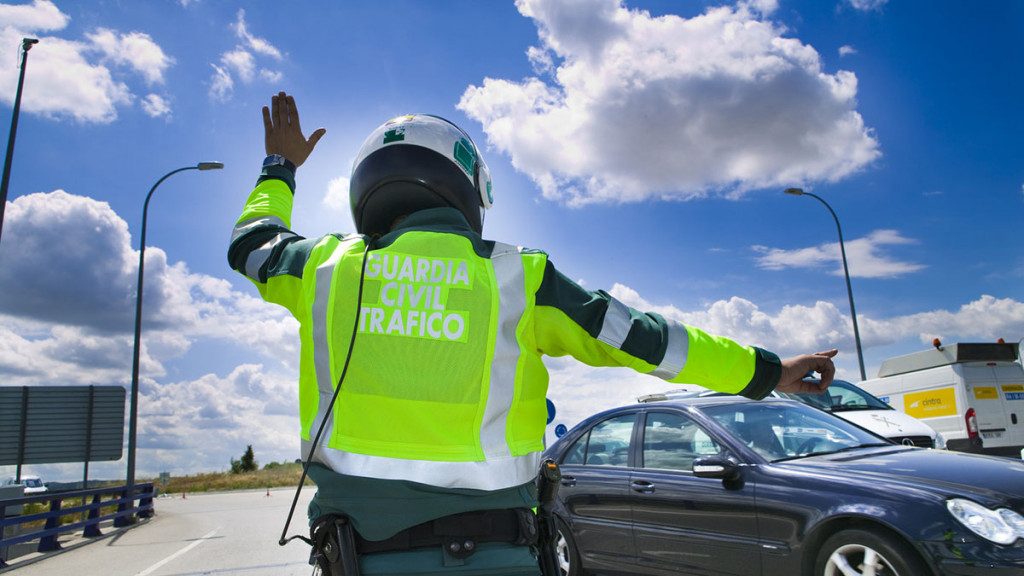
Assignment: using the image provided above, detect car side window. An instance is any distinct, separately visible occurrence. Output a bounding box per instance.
[584,414,636,467]
[642,412,723,472]
[562,433,587,465]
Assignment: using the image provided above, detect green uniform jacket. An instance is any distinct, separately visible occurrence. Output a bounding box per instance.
[228,166,781,538]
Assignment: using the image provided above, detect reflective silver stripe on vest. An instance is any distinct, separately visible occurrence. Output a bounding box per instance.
[302,439,542,491]
[479,243,525,459]
[597,296,632,349]
[651,318,689,380]
[231,215,288,243]
[308,235,364,443]
[243,231,297,281]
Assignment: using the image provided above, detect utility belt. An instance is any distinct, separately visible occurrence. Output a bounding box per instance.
[310,508,539,576]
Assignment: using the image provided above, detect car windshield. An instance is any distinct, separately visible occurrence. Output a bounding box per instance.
[703,401,889,462]
[778,380,892,413]
[24,479,43,488]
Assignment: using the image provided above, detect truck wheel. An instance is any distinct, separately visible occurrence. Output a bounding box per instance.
[555,518,582,576]
[815,528,928,576]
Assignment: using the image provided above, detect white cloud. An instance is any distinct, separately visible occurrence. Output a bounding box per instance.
[221,48,256,82]
[610,284,1024,358]
[209,63,233,101]
[86,28,174,85]
[458,0,880,206]
[0,1,174,123]
[133,364,300,475]
[140,93,170,117]
[839,44,857,57]
[848,0,888,11]
[232,8,282,60]
[753,229,926,278]
[0,0,67,31]
[323,176,350,212]
[208,9,282,101]
[0,190,299,378]
[259,68,283,83]
[0,189,309,478]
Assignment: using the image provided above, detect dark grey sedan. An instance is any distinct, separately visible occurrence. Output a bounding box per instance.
[544,396,1024,576]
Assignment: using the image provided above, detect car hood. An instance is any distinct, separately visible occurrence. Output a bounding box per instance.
[782,447,1024,504]
[834,410,936,438]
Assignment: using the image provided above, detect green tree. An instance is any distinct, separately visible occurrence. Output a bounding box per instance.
[240,444,258,472]
[230,445,259,474]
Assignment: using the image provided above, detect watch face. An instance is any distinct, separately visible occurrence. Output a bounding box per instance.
[263,154,285,167]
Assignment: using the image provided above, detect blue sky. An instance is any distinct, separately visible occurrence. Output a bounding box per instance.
[0,0,1021,482]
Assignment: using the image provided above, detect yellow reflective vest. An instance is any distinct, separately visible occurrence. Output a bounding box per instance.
[229,171,781,491]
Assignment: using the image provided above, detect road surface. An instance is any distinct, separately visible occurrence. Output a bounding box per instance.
[12,488,315,576]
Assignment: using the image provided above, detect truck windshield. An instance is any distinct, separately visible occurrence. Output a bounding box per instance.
[779,380,892,413]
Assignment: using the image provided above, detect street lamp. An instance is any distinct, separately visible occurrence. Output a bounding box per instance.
[125,162,224,515]
[0,38,40,247]
[784,187,867,381]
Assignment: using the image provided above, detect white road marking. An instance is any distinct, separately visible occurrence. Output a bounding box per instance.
[134,526,221,576]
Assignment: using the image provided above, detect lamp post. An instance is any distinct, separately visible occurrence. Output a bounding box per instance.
[126,162,224,513]
[0,38,39,247]
[784,187,867,381]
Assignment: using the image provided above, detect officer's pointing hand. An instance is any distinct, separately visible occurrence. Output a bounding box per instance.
[775,349,838,394]
[263,91,326,168]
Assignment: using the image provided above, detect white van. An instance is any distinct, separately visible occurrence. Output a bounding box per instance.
[775,379,945,449]
[639,379,945,448]
[1,474,47,495]
[859,342,1023,456]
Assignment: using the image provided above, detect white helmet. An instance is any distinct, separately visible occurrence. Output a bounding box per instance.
[349,114,493,237]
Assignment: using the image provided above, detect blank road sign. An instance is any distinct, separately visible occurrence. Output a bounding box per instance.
[0,386,126,465]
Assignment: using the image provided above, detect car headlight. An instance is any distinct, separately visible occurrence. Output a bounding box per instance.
[947,498,1023,545]
[933,431,946,450]
[999,508,1024,534]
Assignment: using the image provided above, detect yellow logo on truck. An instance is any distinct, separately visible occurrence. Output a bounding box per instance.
[974,387,998,400]
[905,387,957,419]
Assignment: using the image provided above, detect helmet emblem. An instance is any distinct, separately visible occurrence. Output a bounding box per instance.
[453,138,476,175]
[383,127,406,144]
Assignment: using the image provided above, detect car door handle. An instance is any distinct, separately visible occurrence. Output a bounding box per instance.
[630,480,655,494]
[560,475,577,487]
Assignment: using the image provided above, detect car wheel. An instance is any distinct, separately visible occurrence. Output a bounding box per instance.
[815,528,928,576]
[555,518,581,576]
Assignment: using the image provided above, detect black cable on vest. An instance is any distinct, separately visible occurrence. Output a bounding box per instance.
[278,235,372,547]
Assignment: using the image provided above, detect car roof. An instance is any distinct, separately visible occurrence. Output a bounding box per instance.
[634,394,797,409]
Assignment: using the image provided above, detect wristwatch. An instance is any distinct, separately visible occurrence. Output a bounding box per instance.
[263,154,296,174]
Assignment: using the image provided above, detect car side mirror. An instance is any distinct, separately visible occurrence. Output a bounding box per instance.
[692,456,740,480]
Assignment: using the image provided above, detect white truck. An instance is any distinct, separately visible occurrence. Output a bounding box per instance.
[859,341,1023,457]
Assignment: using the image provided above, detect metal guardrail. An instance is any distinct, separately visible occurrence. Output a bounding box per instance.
[0,483,154,567]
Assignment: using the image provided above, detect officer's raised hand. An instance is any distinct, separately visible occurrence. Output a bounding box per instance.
[776,349,838,393]
[263,91,326,168]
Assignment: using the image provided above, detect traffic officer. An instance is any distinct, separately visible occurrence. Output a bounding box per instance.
[229,92,837,575]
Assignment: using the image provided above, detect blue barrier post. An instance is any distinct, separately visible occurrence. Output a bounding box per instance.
[84,494,103,537]
[113,486,130,527]
[1,504,8,568]
[37,497,63,552]
[138,484,154,519]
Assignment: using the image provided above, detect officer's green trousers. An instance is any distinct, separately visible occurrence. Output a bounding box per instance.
[307,465,541,575]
